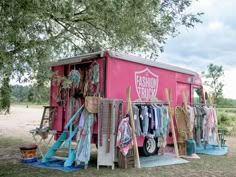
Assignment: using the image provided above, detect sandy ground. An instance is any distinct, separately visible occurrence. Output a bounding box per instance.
[0,105,43,141]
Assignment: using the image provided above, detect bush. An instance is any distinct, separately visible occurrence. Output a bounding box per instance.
[217,108,236,136]
[218,112,231,125]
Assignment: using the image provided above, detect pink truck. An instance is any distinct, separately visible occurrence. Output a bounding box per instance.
[50,50,204,156]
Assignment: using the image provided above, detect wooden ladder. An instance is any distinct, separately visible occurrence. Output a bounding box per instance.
[39,106,57,130]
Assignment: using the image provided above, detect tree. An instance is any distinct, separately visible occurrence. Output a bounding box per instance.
[11,85,31,102]
[0,77,11,113]
[11,84,49,104]
[202,64,224,104]
[1,0,202,73]
[27,84,50,104]
[0,0,202,107]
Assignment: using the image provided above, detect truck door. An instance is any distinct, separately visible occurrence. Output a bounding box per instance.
[176,82,191,106]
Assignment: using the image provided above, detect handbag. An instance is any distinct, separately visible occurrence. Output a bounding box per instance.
[85,96,99,113]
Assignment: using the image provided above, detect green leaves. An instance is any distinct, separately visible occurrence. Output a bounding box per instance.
[0,0,202,106]
[1,0,202,72]
[202,64,224,104]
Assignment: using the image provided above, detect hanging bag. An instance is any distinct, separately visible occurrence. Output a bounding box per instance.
[85,96,99,113]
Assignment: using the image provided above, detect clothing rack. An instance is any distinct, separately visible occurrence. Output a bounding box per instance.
[127,101,170,106]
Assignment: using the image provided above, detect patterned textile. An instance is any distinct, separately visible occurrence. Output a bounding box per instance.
[116,117,133,156]
[75,109,95,165]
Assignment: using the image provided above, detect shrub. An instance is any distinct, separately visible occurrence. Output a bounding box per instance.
[218,112,230,125]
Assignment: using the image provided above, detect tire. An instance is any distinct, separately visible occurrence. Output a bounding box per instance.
[142,137,158,156]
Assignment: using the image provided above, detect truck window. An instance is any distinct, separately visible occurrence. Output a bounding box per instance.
[193,87,203,104]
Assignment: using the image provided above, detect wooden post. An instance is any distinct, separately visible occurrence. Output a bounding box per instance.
[165,88,179,158]
[126,86,141,168]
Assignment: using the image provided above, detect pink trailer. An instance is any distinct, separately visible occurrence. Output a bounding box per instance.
[50,50,204,156]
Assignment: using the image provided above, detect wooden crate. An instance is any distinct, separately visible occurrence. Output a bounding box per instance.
[118,148,135,169]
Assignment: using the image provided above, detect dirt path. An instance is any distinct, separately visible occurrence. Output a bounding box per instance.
[0,105,43,140]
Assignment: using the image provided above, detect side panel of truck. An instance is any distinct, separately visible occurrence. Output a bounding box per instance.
[105,56,198,145]
[105,56,197,107]
[106,56,178,102]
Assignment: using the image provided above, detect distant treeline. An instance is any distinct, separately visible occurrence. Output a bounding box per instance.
[217,98,236,108]
[11,84,49,104]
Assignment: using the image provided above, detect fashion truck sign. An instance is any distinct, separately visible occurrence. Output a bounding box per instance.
[135,68,159,101]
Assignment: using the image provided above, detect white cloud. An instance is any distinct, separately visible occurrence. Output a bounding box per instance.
[159,0,236,100]
[208,21,224,32]
[224,68,236,99]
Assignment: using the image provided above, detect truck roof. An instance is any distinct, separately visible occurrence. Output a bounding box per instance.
[52,50,198,76]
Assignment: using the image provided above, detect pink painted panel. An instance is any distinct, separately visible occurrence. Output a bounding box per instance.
[63,64,70,127]
[51,65,64,131]
[106,56,179,105]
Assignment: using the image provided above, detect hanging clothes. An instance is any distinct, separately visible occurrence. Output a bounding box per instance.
[151,105,158,135]
[131,103,170,149]
[75,109,95,165]
[140,106,149,135]
[84,61,100,96]
[193,105,206,146]
[148,106,155,132]
[153,105,162,137]
[161,106,170,147]
[132,105,142,136]
[187,105,195,132]
[116,117,133,156]
[207,107,218,145]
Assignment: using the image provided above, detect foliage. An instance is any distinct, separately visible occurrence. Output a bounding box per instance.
[11,84,49,104]
[0,0,203,75]
[28,85,50,104]
[1,0,202,107]
[11,85,30,102]
[217,108,236,136]
[202,64,224,104]
[0,77,11,112]
[217,98,236,108]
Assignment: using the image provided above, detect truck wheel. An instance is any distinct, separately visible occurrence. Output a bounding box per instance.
[142,137,157,156]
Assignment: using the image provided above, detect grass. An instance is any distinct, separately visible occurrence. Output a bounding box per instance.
[217,107,236,136]
[1,136,236,177]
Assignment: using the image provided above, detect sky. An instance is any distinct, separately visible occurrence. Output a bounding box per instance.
[158,0,236,99]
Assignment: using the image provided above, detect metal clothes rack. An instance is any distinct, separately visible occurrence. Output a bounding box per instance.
[125,100,170,106]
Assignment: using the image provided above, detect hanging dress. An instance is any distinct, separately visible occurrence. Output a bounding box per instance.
[75,109,95,165]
